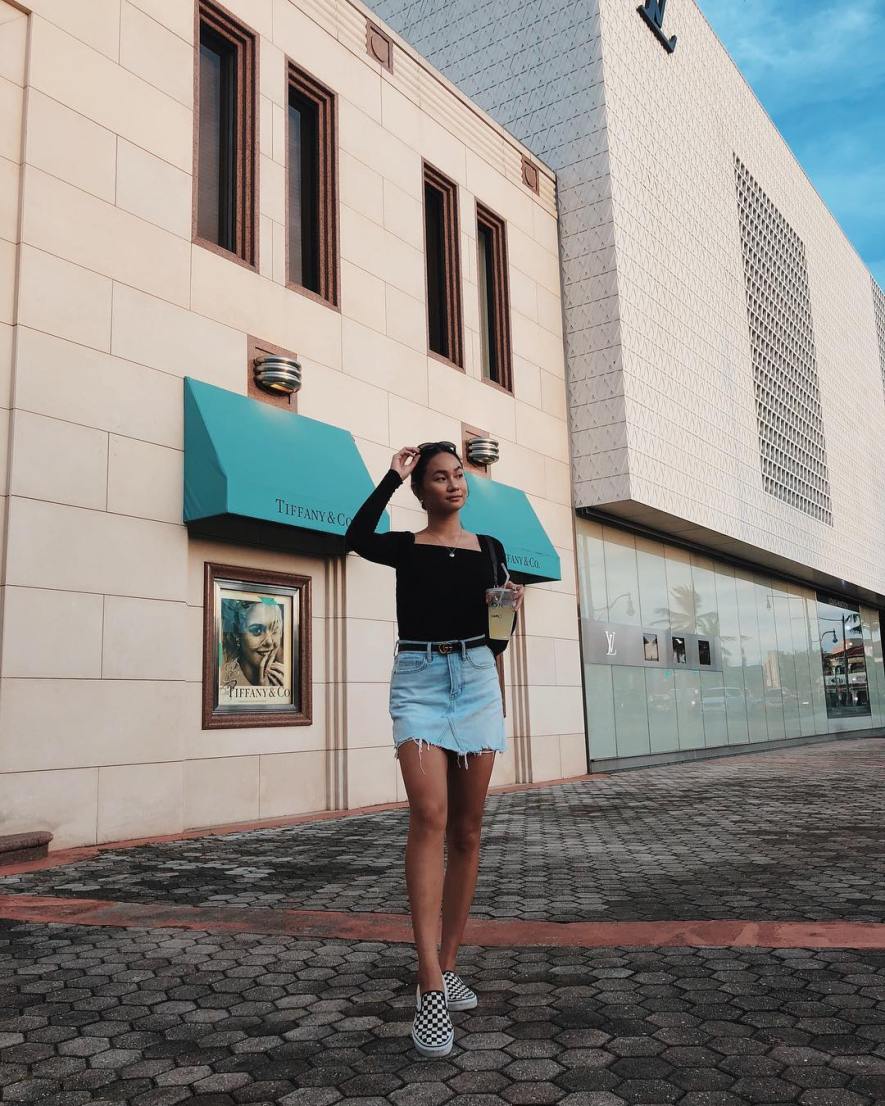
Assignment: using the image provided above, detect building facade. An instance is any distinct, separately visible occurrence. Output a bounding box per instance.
[0,0,584,848]
[371,0,885,764]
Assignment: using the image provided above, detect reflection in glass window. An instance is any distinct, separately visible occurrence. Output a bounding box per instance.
[817,596,870,718]
[698,640,711,666]
[643,633,659,662]
[672,636,686,664]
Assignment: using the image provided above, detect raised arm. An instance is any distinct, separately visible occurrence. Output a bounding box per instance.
[344,468,407,567]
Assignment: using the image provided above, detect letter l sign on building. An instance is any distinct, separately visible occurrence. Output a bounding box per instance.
[638,0,677,52]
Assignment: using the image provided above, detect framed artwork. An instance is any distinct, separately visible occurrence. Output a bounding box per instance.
[202,562,312,729]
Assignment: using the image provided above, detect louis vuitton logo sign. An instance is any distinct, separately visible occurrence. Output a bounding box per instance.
[637,0,677,53]
[604,630,617,657]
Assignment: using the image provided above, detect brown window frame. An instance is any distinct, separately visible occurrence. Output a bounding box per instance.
[423,161,463,368]
[286,60,339,309]
[193,0,258,269]
[476,201,513,393]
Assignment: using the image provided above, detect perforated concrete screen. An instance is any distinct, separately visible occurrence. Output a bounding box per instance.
[873,279,885,400]
[733,156,832,526]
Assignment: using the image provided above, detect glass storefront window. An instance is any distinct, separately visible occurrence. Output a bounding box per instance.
[816,596,870,718]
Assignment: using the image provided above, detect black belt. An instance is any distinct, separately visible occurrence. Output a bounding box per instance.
[397,635,486,655]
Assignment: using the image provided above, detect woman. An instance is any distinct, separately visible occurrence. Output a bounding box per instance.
[345,442,524,1057]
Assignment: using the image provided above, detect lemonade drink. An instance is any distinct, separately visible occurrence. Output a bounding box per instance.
[486,587,516,640]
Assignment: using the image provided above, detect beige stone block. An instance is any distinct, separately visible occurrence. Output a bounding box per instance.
[537,284,564,339]
[16,328,183,448]
[259,750,326,818]
[380,82,421,149]
[523,588,580,639]
[545,456,573,507]
[559,732,588,778]
[0,766,98,847]
[345,554,396,621]
[490,741,516,788]
[342,318,427,407]
[261,213,274,279]
[103,596,188,680]
[17,246,112,350]
[126,0,193,43]
[29,17,191,170]
[259,153,285,225]
[120,1,192,107]
[346,617,396,683]
[540,368,568,420]
[385,285,426,354]
[0,9,28,86]
[339,151,383,225]
[259,38,284,107]
[111,283,245,386]
[24,90,116,204]
[220,0,271,38]
[511,355,542,407]
[379,230,425,299]
[184,603,202,684]
[296,358,389,450]
[340,259,386,335]
[107,435,183,525]
[0,235,13,325]
[525,635,557,685]
[387,394,460,459]
[347,745,397,809]
[0,73,22,163]
[259,93,273,159]
[272,103,285,164]
[515,401,568,464]
[383,178,421,250]
[427,357,516,442]
[528,733,562,782]
[509,268,538,324]
[345,681,392,750]
[509,223,560,297]
[116,138,191,238]
[419,114,467,188]
[185,756,260,829]
[185,535,328,611]
[190,245,342,371]
[9,409,108,509]
[97,761,184,842]
[466,149,534,237]
[1,586,103,679]
[30,0,121,59]
[22,167,191,306]
[528,496,574,553]
[6,496,188,599]
[274,0,380,120]
[553,638,582,686]
[339,99,419,199]
[0,155,17,243]
[0,321,12,401]
[271,217,285,284]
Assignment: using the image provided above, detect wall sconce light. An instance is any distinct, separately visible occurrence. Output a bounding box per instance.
[253,354,302,395]
[466,435,500,466]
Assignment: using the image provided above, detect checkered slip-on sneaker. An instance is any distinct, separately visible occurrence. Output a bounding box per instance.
[442,970,478,1011]
[411,985,454,1056]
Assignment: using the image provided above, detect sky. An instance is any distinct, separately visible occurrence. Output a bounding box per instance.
[697,0,885,287]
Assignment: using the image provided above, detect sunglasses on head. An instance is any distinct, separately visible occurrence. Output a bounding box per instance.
[417,441,457,453]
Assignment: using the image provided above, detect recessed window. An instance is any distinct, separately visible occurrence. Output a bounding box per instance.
[476,203,512,391]
[643,633,659,662]
[287,64,338,305]
[423,163,463,366]
[195,1,256,264]
[698,640,711,666]
[672,636,686,664]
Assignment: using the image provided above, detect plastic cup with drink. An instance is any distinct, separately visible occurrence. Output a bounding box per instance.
[486,566,516,641]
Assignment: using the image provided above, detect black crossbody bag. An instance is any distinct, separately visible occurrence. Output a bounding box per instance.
[480,534,515,657]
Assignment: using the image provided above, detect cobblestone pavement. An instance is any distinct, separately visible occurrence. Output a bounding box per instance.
[2,740,883,923]
[2,922,885,1106]
[1,738,884,1104]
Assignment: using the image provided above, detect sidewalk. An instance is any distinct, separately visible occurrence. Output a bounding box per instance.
[1,738,884,1105]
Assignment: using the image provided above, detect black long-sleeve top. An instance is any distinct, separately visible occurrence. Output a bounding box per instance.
[344,468,514,643]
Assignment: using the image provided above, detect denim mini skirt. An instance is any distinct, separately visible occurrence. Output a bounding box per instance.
[389,634,506,767]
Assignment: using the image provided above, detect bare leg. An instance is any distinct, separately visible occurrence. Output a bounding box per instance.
[397,741,449,993]
[439,751,496,972]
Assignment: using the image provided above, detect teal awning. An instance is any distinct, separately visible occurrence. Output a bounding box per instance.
[184,377,387,552]
[460,473,560,583]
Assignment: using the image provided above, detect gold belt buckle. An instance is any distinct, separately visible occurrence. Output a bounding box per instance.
[438,642,454,654]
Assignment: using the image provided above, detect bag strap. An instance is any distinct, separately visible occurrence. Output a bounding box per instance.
[481,533,501,587]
